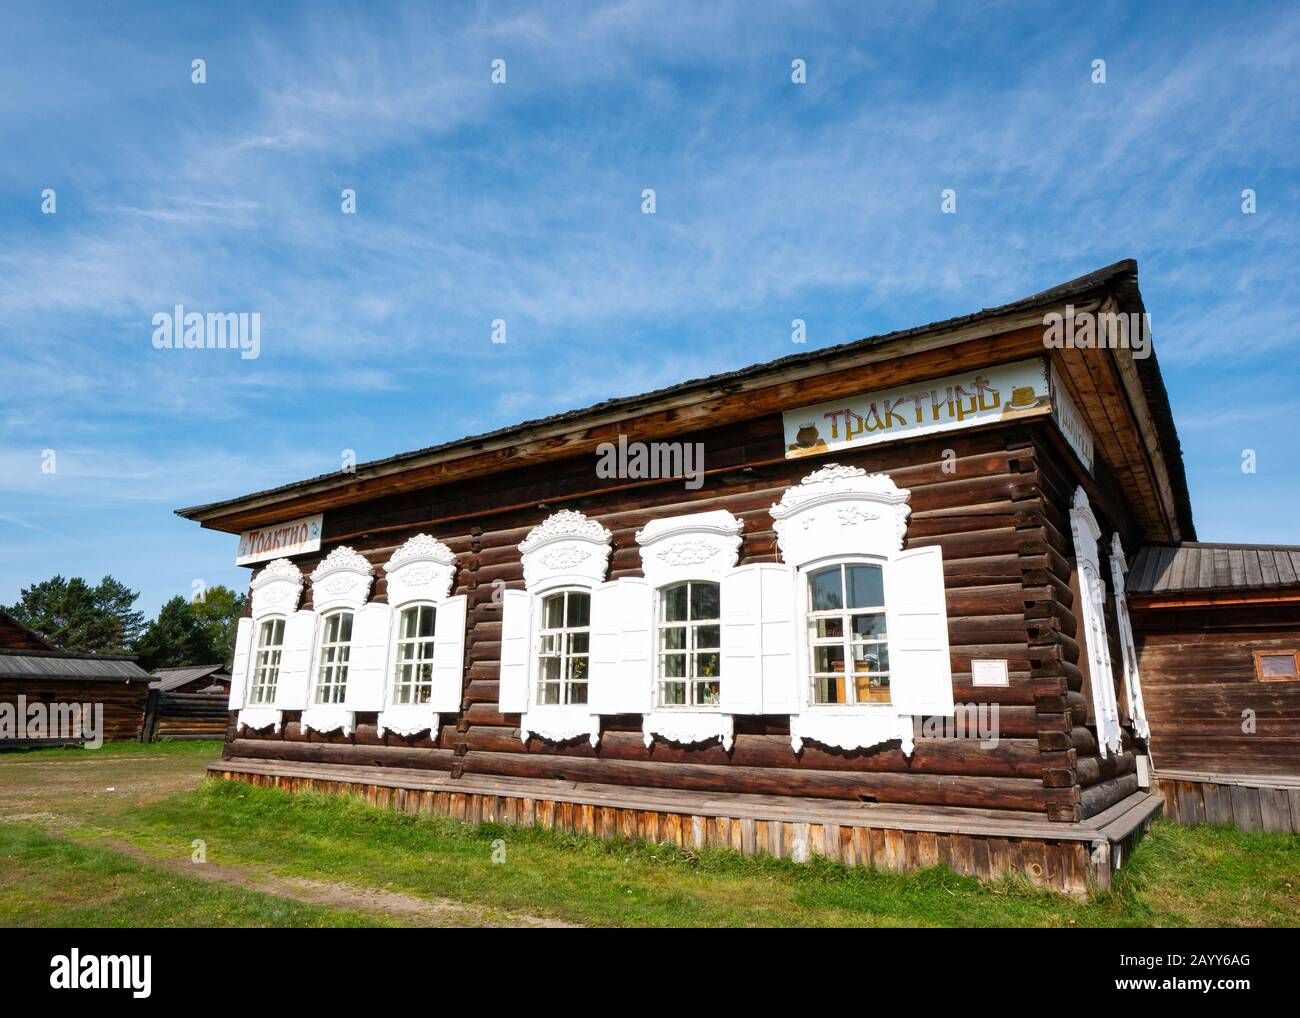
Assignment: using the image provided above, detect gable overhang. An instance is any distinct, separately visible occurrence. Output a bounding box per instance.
[177,261,1194,545]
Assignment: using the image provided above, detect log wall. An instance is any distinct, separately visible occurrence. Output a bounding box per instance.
[146,689,230,741]
[227,413,1138,820]
[0,679,149,744]
[1133,603,1300,777]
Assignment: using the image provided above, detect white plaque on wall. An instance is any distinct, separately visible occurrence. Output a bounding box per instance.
[971,659,1010,687]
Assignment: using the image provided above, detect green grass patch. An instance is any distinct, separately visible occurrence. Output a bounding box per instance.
[96,779,1300,927]
[0,821,386,927]
[1,739,222,761]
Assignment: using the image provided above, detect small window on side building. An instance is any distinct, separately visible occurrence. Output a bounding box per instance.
[1254,649,1300,682]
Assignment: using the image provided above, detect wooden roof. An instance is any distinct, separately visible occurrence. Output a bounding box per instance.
[0,610,59,651]
[1128,542,1300,594]
[150,664,230,691]
[0,649,153,682]
[175,259,1195,543]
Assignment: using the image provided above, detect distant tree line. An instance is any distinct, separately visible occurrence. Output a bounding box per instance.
[4,575,246,673]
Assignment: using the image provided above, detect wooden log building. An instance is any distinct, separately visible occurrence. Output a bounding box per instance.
[0,610,153,747]
[143,664,232,742]
[1126,543,1300,831]
[176,259,1265,892]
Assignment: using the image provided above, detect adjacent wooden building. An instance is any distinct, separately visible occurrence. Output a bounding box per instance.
[144,664,232,742]
[1127,542,1300,831]
[179,260,1214,891]
[0,610,153,747]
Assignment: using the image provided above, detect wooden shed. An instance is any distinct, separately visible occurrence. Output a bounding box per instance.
[0,644,153,748]
[1127,542,1300,831]
[144,665,232,742]
[178,259,1200,892]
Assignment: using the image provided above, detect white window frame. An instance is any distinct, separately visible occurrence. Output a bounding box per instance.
[514,510,612,746]
[772,464,937,755]
[238,557,306,733]
[389,602,437,706]
[801,557,892,710]
[1070,487,1123,758]
[635,510,742,750]
[377,533,462,739]
[247,615,286,705]
[534,586,593,707]
[311,609,355,705]
[654,579,723,710]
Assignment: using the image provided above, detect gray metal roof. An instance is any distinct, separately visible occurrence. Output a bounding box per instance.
[1129,542,1300,595]
[150,664,229,691]
[0,650,152,682]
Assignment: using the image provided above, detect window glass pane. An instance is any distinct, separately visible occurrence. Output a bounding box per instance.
[540,656,561,682]
[694,680,721,706]
[660,681,686,706]
[852,644,889,674]
[568,682,588,705]
[568,656,589,681]
[696,624,720,650]
[1261,654,1299,677]
[660,626,686,651]
[399,607,417,639]
[814,676,847,704]
[691,582,721,621]
[570,631,590,655]
[542,594,565,629]
[419,605,436,637]
[662,653,686,678]
[810,567,843,611]
[339,612,354,641]
[855,673,891,703]
[813,645,844,674]
[814,617,844,639]
[538,683,561,705]
[272,618,285,644]
[695,652,721,678]
[662,584,688,622]
[566,592,590,628]
[846,565,884,609]
[852,613,888,640]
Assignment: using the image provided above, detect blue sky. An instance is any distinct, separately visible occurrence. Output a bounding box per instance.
[2,0,1298,619]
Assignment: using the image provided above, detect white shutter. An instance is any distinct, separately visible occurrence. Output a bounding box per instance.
[229,616,253,711]
[430,594,468,711]
[758,563,799,714]
[609,578,654,714]
[345,602,392,711]
[498,588,533,714]
[587,580,624,714]
[276,610,317,709]
[886,546,954,716]
[721,563,798,716]
[720,565,764,714]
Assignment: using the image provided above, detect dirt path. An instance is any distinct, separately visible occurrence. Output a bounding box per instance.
[97,838,574,928]
[0,748,577,928]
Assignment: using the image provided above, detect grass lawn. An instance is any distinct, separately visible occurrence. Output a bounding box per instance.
[2,742,1297,927]
[0,822,385,927]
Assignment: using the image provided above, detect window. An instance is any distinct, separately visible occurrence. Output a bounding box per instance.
[657,581,721,707]
[248,617,285,704]
[806,562,890,705]
[313,610,354,704]
[391,604,436,705]
[1254,649,1300,682]
[536,590,590,705]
